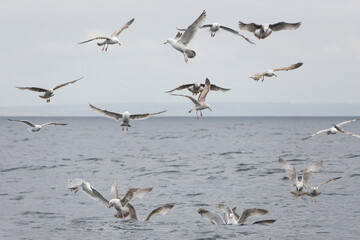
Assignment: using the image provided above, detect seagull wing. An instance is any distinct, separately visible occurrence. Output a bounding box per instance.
[179,10,206,46]
[53,77,83,90]
[127,203,139,220]
[208,84,230,92]
[8,119,36,127]
[334,125,360,139]
[143,204,174,221]
[171,94,200,106]
[316,177,342,189]
[238,208,268,224]
[302,160,323,185]
[120,187,153,206]
[200,24,213,29]
[130,110,167,120]
[301,129,329,140]
[111,180,120,199]
[16,87,47,92]
[40,122,67,127]
[198,78,210,102]
[273,62,303,72]
[68,179,109,207]
[218,203,232,215]
[78,37,111,44]
[279,157,298,186]
[166,84,194,93]
[336,118,360,127]
[198,208,225,225]
[89,103,123,120]
[238,21,261,33]
[111,18,135,37]
[269,22,301,31]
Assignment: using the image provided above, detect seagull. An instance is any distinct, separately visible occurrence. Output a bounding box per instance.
[78,18,134,51]
[166,78,230,96]
[170,78,212,119]
[176,23,254,44]
[16,77,82,103]
[198,204,274,225]
[164,10,206,63]
[249,62,303,82]
[68,179,110,207]
[89,104,166,131]
[8,119,67,132]
[306,177,342,197]
[302,118,360,140]
[279,157,323,197]
[238,21,301,39]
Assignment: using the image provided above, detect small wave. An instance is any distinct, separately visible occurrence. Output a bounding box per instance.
[345,154,360,159]
[219,151,251,156]
[1,166,28,173]
[21,211,63,219]
[185,193,203,197]
[350,173,360,178]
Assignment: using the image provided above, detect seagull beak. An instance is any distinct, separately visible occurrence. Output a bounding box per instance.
[164,41,168,44]
[91,192,94,196]
[209,108,212,111]
[274,74,277,77]
[118,43,121,46]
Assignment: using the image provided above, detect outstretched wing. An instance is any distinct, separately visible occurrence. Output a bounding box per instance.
[120,187,153,206]
[53,77,83,90]
[179,10,206,45]
[166,84,194,93]
[130,110,167,120]
[89,103,123,120]
[143,204,174,221]
[68,179,109,207]
[217,203,232,215]
[238,21,261,33]
[111,180,120,199]
[41,122,67,127]
[198,78,210,102]
[16,87,47,92]
[336,118,360,127]
[8,119,35,127]
[171,93,200,106]
[111,18,135,37]
[206,84,230,92]
[238,208,268,224]
[273,62,303,72]
[334,126,360,139]
[301,129,329,140]
[279,157,298,186]
[269,22,301,31]
[316,177,342,189]
[78,37,111,44]
[198,208,225,225]
[302,160,323,185]
[127,203,139,220]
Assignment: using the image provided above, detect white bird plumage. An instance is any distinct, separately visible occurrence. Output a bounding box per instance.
[249,62,303,82]
[8,119,67,132]
[239,21,301,39]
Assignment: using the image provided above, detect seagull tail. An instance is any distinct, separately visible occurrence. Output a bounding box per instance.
[185,49,196,59]
[97,42,104,46]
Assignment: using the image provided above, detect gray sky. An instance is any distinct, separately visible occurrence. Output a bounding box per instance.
[1,0,360,115]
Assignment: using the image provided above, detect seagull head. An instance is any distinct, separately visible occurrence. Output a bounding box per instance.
[108,199,116,208]
[205,103,212,111]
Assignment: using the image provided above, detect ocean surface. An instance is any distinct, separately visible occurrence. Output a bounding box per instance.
[1,116,359,240]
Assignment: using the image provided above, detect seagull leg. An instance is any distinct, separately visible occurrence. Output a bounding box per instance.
[122,127,124,131]
[47,98,50,103]
[105,44,108,51]
[184,54,188,63]
[200,111,203,117]
[126,127,128,131]
[102,45,105,51]
[196,111,199,120]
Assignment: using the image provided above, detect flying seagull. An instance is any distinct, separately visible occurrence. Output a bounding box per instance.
[238,21,301,39]
[16,77,82,103]
[170,78,212,119]
[8,119,67,132]
[89,104,166,131]
[198,204,274,225]
[306,177,342,197]
[166,78,230,96]
[78,18,134,51]
[249,62,303,82]
[176,23,254,44]
[164,10,206,63]
[302,118,360,140]
[279,157,323,197]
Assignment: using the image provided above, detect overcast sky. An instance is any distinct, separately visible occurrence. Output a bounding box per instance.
[1,1,359,114]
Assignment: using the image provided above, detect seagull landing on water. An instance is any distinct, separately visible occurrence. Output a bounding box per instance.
[164,10,206,63]
[238,21,301,39]
[16,77,82,103]
[89,104,166,131]
[170,78,212,119]
[166,78,230,96]
[279,157,323,198]
[249,62,303,82]
[306,177,342,198]
[8,119,67,132]
[78,18,134,51]
[176,23,254,44]
[302,118,360,140]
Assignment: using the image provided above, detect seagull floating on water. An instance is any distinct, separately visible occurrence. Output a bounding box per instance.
[249,62,303,82]
[306,177,342,198]
[164,10,206,63]
[89,103,166,131]
[302,118,360,140]
[78,18,134,51]
[170,78,212,119]
[16,77,82,103]
[279,157,323,197]
[238,21,301,39]
[177,23,254,44]
[68,179,174,221]
[8,119,67,132]
[198,203,274,225]
[166,78,230,96]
